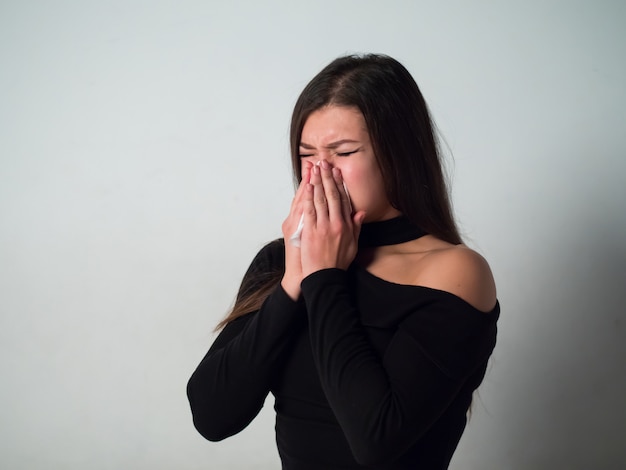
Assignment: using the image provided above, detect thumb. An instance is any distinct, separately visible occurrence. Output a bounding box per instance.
[352,211,366,240]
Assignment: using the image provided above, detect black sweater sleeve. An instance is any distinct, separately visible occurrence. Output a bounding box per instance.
[187,241,305,441]
[301,268,498,467]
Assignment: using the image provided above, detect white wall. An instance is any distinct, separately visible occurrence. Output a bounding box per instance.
[1,1,624,469]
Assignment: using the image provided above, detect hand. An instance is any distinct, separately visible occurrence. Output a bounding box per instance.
[300,160,366,277]
[280,161,313,300]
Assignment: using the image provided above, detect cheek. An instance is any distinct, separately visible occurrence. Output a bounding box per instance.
[335,165,357,194]
[337,164,378,192]
[336,166,371,208]
[338,165,389,213]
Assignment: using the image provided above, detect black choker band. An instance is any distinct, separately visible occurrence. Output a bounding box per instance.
[358,216,427,248]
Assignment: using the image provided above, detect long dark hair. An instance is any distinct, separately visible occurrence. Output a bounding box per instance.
[217,53,461,330]
[291,54,461,244]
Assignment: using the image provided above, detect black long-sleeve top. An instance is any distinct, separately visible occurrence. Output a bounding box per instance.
[187,239,499,469]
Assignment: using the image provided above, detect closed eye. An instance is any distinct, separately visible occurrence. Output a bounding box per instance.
[336,150,359,157]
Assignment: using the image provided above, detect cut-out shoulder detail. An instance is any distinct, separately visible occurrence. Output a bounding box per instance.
[355,240,497,313]
[415,245,497,312]
[353,265,499,316]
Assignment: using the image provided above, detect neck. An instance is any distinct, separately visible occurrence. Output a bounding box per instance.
[358,216,426,248]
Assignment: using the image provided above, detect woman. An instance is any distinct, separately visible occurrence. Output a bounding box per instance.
[187,54,499,469]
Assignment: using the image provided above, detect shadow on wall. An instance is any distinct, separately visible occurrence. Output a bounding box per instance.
[506,191,626,468]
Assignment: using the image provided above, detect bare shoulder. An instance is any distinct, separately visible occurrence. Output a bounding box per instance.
[416,243,497,313]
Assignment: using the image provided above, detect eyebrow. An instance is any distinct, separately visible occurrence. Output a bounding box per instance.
[299,139,361,150]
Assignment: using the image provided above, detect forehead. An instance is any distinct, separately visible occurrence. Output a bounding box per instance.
[300,106,368,143]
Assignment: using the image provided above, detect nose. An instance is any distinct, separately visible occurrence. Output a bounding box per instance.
[315,157,337,167]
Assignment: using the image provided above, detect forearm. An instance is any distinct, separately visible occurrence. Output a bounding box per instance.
[187,285,305,441]
[301,269,462,466]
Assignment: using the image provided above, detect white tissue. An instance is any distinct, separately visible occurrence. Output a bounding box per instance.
[289,180,352,247]
[289,214,306,247]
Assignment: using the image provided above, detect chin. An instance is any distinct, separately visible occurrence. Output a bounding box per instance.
[364,209,402,223]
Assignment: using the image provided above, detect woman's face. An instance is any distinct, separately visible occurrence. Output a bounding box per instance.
[299,105,400,223]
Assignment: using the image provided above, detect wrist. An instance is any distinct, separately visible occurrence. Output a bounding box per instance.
[280,276,302,301]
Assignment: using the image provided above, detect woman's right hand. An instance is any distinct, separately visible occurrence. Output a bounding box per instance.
[281,161,313,300]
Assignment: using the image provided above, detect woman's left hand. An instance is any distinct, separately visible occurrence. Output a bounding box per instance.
[300,160,366,277]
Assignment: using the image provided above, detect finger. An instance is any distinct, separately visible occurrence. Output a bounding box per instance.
[290,163,312,215]
[319,160,343,222]
[310,164,329,224]
[301,160,312,183]
[303,182,316,231]
[352,210,367,241]
[332,167,352,221]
